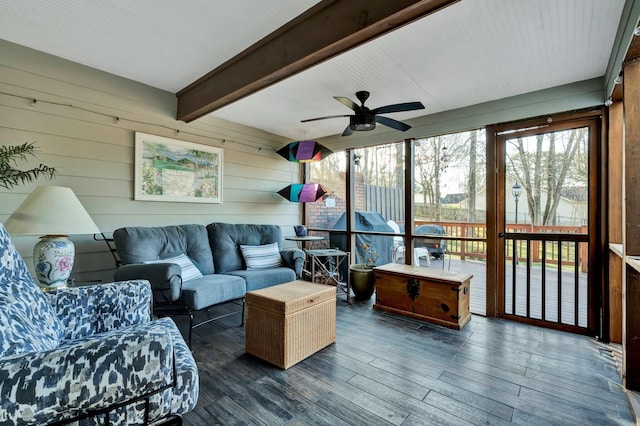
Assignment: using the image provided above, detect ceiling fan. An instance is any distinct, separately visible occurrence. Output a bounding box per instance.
[301,91,425,136]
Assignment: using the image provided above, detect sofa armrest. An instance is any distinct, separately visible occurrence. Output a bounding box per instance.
[280,248,305,278]
[114,263,182,304]
[0,319,177,425]
[44,280,152,340]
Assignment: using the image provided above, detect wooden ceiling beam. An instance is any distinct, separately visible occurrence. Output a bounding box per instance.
[176,0,459,123]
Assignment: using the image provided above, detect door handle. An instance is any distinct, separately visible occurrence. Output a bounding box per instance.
[498,232,506,238]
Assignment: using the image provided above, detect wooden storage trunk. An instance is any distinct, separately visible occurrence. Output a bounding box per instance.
[373,263,472,329]
[245,280,336,369]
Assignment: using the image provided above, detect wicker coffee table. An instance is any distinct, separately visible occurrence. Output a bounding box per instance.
[245,280,336,369]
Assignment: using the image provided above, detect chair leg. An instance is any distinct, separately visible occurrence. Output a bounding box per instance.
[188,311,194,349]
[240,298,245,326]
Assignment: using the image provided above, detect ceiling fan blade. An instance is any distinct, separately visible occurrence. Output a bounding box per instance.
[375,115,411,132]
[334,97,359,111]
[301,114,351,123]
[372,101,425,115]
[342,125,354,136]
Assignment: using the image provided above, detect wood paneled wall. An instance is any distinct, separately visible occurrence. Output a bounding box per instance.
[0,40,302,282]
[623,58,640,390]
[608,102,624,344]
[609,102,624,244]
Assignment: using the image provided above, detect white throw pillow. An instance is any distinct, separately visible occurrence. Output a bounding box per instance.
[240,242,283,270]
[143,253,203,282]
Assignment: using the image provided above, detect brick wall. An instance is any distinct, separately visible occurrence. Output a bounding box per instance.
[307,172,366,229]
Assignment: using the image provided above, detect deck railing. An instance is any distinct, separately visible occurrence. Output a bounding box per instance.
[411,221,588,272]
[308,221,587,272]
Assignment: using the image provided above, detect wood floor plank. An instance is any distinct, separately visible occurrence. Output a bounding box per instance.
[344,331,456,377]
[200,395,265,425]
[450,348,530,377]
[435,364,601,426]
[180,298,635,426]
[347,374,478,426]
[282,403,352,426]
[437,347,625,415]
[268,367,334,403]
[297,349,359,383]
[510,407,574,426]
[400,412,475,426]
[438,370,521,396]
[529,350,621,380]
[300,362,411,425]
[423,391,514,426]
[518,386,635,425]
[524,366,628,402]
[315,350,430,400]
[369,357,515,421]
[315,391,396,425]
[450,355,626,417]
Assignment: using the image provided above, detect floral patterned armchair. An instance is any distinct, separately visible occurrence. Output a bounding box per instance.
[0,224,199,425]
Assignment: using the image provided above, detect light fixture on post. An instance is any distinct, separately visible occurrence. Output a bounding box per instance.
[511,182,522,224]
[277,183,332,203]
[276,140,333,162]
[4,186,100,289]
[511,181,523,266]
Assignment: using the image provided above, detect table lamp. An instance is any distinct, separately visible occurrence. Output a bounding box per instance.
[4,186,100,288]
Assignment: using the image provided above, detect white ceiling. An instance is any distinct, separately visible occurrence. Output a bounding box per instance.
[0,0,628,141]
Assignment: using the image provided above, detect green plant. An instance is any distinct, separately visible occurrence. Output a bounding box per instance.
[361,243,379,269]
[0,142,56,189]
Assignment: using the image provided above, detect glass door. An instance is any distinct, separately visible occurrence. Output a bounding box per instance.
[496,116,599,334]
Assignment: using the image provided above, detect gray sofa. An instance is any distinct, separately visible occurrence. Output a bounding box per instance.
[208,222,301,291]
[113,223,304,345]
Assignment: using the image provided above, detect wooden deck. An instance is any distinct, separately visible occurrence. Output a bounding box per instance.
[415,257,488,316]
[421,257,589,328]
[179,295,634,425]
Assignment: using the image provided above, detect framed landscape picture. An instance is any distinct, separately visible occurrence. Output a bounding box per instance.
[134,132,223,203]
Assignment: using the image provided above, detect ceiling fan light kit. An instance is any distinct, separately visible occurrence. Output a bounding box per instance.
[349,114,375,131]
[302,90,425,136]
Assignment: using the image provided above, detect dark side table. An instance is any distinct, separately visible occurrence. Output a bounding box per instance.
[285,235,325,250]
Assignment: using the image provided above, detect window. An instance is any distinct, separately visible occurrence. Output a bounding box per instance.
[306,151,346,231]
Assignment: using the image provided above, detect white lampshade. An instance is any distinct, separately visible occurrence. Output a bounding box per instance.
[5,186,100,288]
[5,186,100,236]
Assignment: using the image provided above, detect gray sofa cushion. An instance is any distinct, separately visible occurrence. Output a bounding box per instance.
[207,223,285,274]
[225,267,296,292]
[114,224,214,275]
[181,274,246,311]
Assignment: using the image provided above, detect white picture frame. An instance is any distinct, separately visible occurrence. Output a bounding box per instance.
[134,132,223,203]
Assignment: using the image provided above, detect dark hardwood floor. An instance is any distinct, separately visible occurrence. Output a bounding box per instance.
[177,297,635,425]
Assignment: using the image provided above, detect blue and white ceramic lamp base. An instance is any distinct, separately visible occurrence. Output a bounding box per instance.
[33,235,75,288]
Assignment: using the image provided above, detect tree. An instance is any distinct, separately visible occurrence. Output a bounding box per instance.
[543,129,584,225]
[353,144,403,188]
[467,130,478,222]
[0,142,56,189]
[507,127,587,225]
[415,137,440,219]
[415,132,476,221]
[311,151,344,181]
